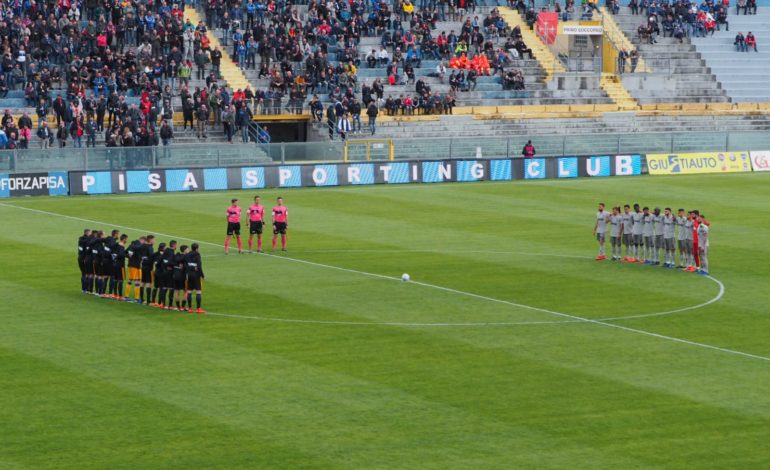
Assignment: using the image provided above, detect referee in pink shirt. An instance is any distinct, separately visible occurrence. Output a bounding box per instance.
[271,197,289,251]
[225,198,243,254]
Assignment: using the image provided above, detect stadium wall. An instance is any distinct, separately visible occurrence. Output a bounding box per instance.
[2,152,765,198]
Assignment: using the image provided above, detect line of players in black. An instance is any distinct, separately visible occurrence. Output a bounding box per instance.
[77,229,206,313]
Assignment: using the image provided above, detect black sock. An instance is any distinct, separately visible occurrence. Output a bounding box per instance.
[151,288,157,303]
[176,300,181,308]
[117,281,123,297]
[187,293,192,308]
[96,278,103,294]
[196,293,202,309]
[159,288,166,306]
[140,286,145,302]
[81,276,86,291]
[145,287,152,304]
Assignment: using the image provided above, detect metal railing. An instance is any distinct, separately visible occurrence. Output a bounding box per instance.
[247,121,272,157]
[384,131,770,160]
[0,143,271,173]
[2,131,770,172]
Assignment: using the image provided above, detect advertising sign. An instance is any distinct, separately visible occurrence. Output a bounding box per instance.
[749,151,770,172]
[69,156,644,196]
[646,152,752,175]
[0,172,69,198]
[562,25,604,35]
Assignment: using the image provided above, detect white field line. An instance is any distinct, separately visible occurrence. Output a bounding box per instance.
[161,248,727,323]
[2,202,763,363]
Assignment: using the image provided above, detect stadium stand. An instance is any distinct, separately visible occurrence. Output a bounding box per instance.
[204,2,620,126]
[352,111,770,142]
[0,1,261,149]
[691,7,770,102]
[610,4,731,104]
[2,0,770,154]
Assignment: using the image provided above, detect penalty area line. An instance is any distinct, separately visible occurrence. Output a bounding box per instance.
[1,202,762,363]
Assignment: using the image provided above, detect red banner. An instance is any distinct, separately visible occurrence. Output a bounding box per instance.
[537,12,559,44]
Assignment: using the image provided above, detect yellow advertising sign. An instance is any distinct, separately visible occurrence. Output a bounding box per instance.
[646,152,752,175]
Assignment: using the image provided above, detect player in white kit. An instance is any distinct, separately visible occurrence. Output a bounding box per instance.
[675,208,688,268]
[609,207,623,261]
[651,207,664,265]
[593,203,609,260]
[631,204,644,262]
[641,207,654,264]
[661,208,676,268]
[621,204,635,262]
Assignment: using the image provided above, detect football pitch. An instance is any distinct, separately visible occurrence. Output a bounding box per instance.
[1,173,769,469]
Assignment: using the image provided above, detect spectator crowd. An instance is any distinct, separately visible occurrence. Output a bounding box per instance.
[0,0,534,148]
[627,0,732,44]
[0,0,265,150]
[204,1,532,137]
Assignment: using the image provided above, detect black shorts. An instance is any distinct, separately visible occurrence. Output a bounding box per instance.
[113,265,124,280]
[102,259,112,276]
[186,275,202,291]
[154,271,164,288]
[93,260,102,276]
[227,221,241,236]
[250,220,264,235]
[164,270,175,288]
[78,257,87,275]
[273,222,287,235]
[141,267,153,284]
[173,277,186,290]
[83,256,92,274]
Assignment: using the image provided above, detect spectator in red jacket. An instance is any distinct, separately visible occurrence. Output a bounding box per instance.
[745,32,758,51]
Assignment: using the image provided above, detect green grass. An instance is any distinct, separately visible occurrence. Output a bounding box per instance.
[1,173,770,469]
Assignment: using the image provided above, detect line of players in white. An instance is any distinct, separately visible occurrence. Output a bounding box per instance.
[593,203,711,275]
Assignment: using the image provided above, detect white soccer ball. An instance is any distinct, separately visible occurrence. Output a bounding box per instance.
[401,273,410,282]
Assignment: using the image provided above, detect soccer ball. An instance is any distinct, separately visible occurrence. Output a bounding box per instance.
[401,273,410,282]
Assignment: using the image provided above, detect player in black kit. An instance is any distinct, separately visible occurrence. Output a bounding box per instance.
[109,234,128,300]
[88,231,105,295]
[157,240,177,310]
[139,235,155,305]
[78,229,92,293]
[184,243,205,314]
[171,245,189,311]
[99,230,120,297]
[150,242,167,307]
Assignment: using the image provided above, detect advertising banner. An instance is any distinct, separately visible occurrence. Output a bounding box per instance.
[749,151,770,172]
[0,171,69,198]
[68,156,644,196]
[555,154,642,178]
[646,152,752,175]
[562,25,604,35]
